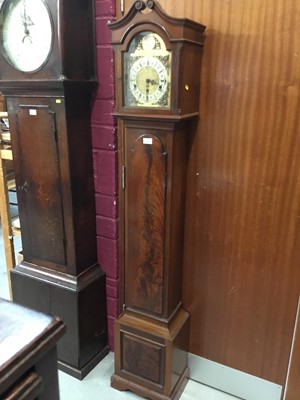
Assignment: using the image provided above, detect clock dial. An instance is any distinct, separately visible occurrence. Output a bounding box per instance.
[124,32,171,108]
[129,57,168,105]
[1,0,53,72]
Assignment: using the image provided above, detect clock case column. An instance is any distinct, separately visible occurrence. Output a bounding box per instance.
[2,82,108,379]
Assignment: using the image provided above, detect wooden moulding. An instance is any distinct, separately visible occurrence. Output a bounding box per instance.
[111,306,190,400]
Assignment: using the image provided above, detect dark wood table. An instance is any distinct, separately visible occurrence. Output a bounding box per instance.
[0,298,66,399]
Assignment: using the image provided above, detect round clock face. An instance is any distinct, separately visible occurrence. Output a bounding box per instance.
[1,0,53,72]
[124,32,172,108]
[129,57,168,105]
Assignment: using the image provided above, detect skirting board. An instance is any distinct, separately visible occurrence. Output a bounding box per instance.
[188,353,282,400]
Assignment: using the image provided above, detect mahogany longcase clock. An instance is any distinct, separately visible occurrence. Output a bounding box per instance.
[0,0,108,379]
[109,1,206,399]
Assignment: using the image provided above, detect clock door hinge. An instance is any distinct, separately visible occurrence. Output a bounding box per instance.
[120,0,124,14]
[121,165,126,190]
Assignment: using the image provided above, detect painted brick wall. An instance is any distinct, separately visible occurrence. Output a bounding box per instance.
[93,0,118,350]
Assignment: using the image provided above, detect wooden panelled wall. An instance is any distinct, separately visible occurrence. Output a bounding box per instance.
[121,0,300,390]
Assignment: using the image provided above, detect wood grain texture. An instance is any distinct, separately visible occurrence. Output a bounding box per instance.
[125,131,166,315]
[122,333,165,384]
[122,0,300,389]
[13,104,66,266]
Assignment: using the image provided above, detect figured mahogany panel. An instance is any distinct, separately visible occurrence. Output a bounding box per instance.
[125,130,166,316]
[121,332,165,385]
[10,102,66,267]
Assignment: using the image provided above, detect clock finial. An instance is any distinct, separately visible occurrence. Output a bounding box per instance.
[146,0,154,9]
[134,1,146,11]
[134,0,154,11]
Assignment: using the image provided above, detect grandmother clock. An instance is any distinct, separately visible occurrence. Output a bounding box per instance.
[0,0,108,379]
[109,1,205,399]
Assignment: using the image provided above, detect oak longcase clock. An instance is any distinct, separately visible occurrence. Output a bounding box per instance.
[0,0,108,379]
[109,1,206,399]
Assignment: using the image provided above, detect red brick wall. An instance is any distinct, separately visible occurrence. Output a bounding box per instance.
[92,0,118,350]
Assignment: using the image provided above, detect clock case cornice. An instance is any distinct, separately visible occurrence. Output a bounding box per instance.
[108,0,205,46]
[109,0,206,119]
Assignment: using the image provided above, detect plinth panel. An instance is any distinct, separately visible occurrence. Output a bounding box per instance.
[122,332,165,386]
[112,307,189,400]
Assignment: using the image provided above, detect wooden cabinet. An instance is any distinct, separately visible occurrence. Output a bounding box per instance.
[0,298,66,400]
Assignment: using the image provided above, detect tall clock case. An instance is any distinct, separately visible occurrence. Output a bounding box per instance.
[109,2,205,399]
[0,0,108,379]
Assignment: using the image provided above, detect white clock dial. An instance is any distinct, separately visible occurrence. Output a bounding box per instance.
[129,57,168,105]
[1,0,53,72]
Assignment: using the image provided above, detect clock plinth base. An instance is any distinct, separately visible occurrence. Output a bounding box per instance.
[11,261,109,380]
[111,307,190,400]
[111,367,189,400]
[58,345,109,380]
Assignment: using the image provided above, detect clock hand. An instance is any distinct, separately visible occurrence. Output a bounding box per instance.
[145,78,158,101]
[22,0,28,32]
[21,12,29,34]
[146,79,150,101]
[146,78,158,86]
[22,20,32,44]
[21,0,34,43]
